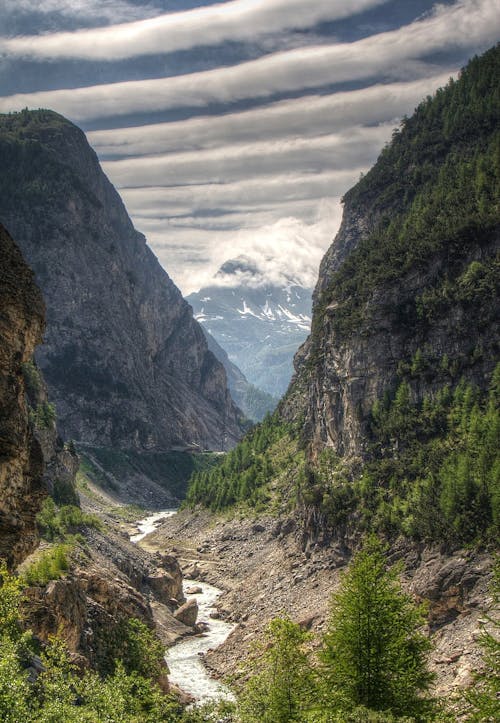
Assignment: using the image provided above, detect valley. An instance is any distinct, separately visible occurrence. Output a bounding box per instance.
[0,31,498,723]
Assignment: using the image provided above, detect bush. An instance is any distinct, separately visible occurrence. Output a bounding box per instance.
[36,498,102,541]
[22,543,72,586]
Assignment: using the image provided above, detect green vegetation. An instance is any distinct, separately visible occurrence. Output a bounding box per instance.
[22,360,43,400]
[36,497,102,541]
[79,446,218,500]
[235,383,278,422]
[320,537,434,718]
[0,564,184,722]
[22,543,72,586]
[237,538,441,722]
[33,400,57,429]
[311,45,499,340]
[238,617,316,723]
[92,616,167,679]
[299,364,499,545]
[185,414,300,512]
[20,499,102,586]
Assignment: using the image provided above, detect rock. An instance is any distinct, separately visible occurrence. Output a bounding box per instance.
[186,585,202,595]
[252,524,265,533]
[0,110,243,473]
[146,571,180,603]
[280,518,296,536]
[174,599,199,627]
[0,223,46,567]
[184,563,200,579]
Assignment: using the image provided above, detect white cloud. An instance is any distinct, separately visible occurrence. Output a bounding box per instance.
[0,0,387,60]
[120,169,363,216]
[88,74,451,158]
[102,124,393,188]
[0,1,496,121]
[145,199,344,293]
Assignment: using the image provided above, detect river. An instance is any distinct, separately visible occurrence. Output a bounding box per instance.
[131,511,236,705]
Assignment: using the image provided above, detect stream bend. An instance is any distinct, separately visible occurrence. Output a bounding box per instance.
[131,511,236,704]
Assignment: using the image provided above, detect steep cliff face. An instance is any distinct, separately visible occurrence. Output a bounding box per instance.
[283,46,499,462]
[0,110,242,453]
[0,224,46,566]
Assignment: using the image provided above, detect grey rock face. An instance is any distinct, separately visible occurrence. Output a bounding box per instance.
[0,110,242,452]
[283,193,499,460]
[0,223,46,566]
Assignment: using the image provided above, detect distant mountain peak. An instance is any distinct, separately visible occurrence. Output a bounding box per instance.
[212,254,302,290]
[216,255,259,278]
[187,257,313,397]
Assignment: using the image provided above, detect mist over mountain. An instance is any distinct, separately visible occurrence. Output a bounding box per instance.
[187,255,312,398]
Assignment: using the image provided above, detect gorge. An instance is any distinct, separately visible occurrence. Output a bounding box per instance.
[0,40,498,723]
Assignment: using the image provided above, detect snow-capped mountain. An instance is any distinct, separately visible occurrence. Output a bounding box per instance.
[186,257,312,397]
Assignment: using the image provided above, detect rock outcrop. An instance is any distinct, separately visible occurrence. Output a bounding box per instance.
[282,46,500,461]
[0,223,46,566]
[0,109,243,455]
[23,521,190,670]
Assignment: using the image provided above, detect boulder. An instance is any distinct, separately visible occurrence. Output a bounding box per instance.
[174,599,198,627]
[186,585,202,595]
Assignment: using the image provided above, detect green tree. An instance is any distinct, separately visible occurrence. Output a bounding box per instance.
[238,616,317,722]
[464,560,500,721]
[320,536,435,718]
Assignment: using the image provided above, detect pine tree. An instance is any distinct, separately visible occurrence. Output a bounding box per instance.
[320,536,435,718]
[238,616,317,723]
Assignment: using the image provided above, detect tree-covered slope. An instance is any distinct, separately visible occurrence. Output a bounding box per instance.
[186,45,500,546]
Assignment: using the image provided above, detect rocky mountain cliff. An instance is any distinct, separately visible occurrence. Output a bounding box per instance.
[187,45,499,544]
[0,110,242,457]
[187,255,312,398]
[283,48,499,464]
[0,223,46,566]
[201,327,277,422]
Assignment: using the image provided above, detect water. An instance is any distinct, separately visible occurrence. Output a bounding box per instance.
[165,579,236,704]
[131,511,236,704]
[130,509,178,543]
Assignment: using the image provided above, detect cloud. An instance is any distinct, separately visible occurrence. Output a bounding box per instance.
[102,124,393,188]
[1,1,496,121]
[0,0,388,60]
[120,169,363,216]
[145,199,345,294]
[88,74,451,158]
[0,0,158,24]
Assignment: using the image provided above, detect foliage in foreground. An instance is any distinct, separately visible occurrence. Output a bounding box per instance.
[320,537,435,718]
[0,563,183,722]
[238,538,439,722]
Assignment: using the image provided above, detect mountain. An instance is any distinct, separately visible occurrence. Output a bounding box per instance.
[187,44,500,544]
[186,255,312,397]
[0,110,243,474]
[181,45,499,704]
[0,223,46,566]
[200,327,277,422]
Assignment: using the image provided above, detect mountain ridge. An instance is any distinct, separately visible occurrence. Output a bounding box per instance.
[0,109,243,459]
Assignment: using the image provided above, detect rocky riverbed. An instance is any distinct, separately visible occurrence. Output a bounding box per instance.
[144,508,494,699]
[132,511,236,704]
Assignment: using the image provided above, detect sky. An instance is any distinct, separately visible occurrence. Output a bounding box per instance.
[0,1,499,294]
